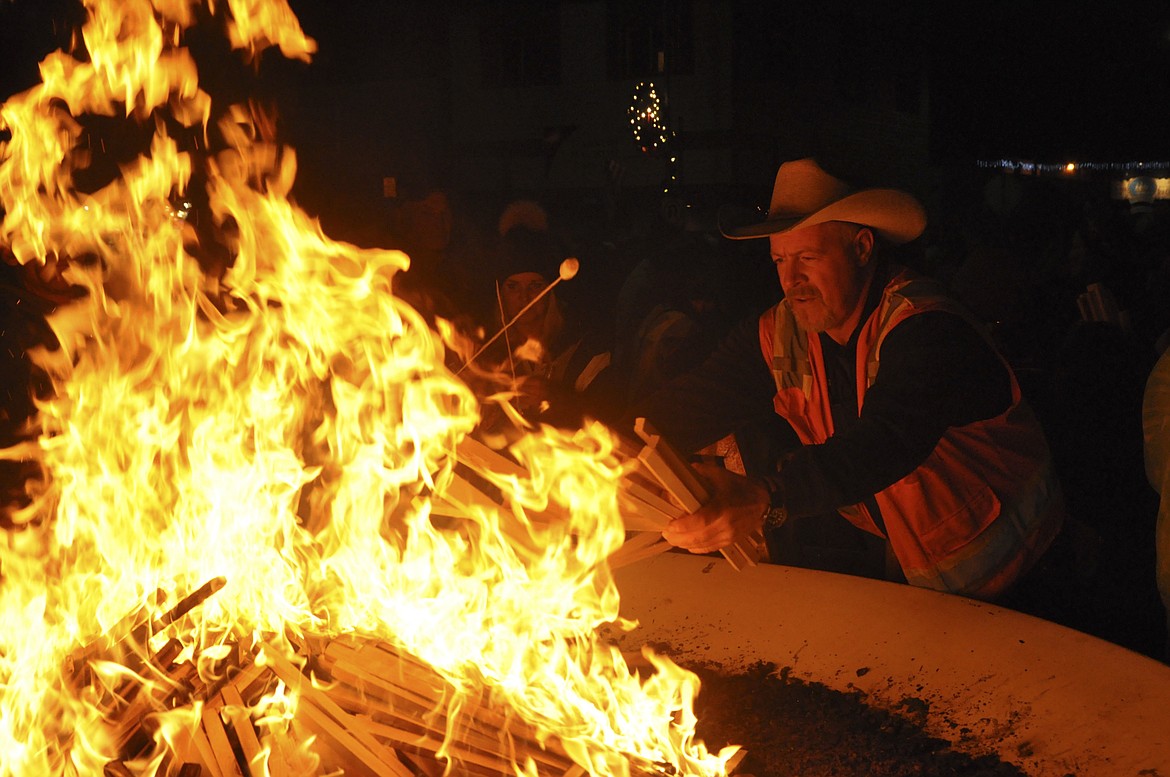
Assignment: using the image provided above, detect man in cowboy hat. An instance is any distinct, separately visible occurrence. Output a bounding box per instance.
[636,158,1067,603]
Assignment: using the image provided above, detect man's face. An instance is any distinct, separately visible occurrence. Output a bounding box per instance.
[769,221,874,342]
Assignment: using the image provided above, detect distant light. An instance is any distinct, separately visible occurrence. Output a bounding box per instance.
[978,159,1170,176]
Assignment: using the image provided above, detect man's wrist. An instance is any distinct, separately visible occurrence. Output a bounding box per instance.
[759,474,785,508]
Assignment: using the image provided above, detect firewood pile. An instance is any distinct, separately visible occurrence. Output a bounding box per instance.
[80,601,745,776]
[68,423,754,776]
[73,580,619,776]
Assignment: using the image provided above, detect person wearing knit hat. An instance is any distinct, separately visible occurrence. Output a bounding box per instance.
[493,225,566,358]
[632,158,1072,614]
[475,212,617,433]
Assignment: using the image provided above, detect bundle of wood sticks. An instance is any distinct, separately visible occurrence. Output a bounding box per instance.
[609,418,767,571]
[448,419,767,572]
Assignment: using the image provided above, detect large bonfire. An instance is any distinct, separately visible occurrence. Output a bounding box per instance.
[0,2,738,775]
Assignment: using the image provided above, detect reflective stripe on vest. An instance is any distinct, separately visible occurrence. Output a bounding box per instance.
[900,455,1064,597]
[771,315,813,398]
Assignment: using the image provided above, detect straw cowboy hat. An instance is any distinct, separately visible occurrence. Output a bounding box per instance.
[721,158,927,244]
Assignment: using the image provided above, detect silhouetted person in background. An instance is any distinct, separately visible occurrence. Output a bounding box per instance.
[613,231,731,410]
[389,184,480,332]
[1143,342,1170,661]
[470,206,618,437]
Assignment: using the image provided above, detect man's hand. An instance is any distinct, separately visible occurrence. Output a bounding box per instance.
[662,463,770,555]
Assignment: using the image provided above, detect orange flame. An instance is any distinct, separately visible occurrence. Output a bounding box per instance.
[0,2,737,776]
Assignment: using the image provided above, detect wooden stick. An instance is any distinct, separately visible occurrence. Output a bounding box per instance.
[725,748,750,774]
[323,647,512,755]
[620,477,681,522]
[606,532,672,570]
[211,660,272,706]
[187,712,224,777]
[100,634,185,722]
[615,501,673,533]
[435,470,504,514]
[113,660,198,753]
[218,686,265,777]
[617,473,694,534]
[300,695,415,777]
[325,682,536,771]
[633,418,765,570]
[359,718,528,774]
[324,641,446,708]
[454,437,573,526]
[65,601,153,689]
[153,578,227,632]
[633,419,708,512]
[201,707,245,777]
[455,436,529,481]
[435,471,552,563]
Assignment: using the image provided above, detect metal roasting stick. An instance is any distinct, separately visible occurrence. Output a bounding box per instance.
[495,278,517,383]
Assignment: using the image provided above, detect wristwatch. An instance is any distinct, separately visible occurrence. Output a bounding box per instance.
[758,475,788,530]
[762,504,789,530]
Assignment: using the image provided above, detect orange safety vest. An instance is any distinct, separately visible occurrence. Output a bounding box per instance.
[761,268,1064,599]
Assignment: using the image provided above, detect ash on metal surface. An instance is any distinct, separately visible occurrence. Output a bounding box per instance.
[690,661,1033,777]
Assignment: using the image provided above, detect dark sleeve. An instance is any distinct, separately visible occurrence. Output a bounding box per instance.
[780,311,1014,517]
[629,315,780,454]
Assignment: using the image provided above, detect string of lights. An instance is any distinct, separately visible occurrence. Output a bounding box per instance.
[978,159,1170,175]
[628,80,671,154]
[628,80,680,196]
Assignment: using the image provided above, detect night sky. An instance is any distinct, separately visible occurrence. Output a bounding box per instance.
[928,1,1170,162]
[3,1,1170,165]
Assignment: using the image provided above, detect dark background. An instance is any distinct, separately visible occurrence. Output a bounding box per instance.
[927,0,1170,162]
[4,0,1170,165]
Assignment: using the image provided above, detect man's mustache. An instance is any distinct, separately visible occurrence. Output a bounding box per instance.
[785,286,819,300]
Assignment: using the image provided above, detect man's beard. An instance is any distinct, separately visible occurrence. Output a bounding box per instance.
[787,289,836,333]
[791,305,833,333]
